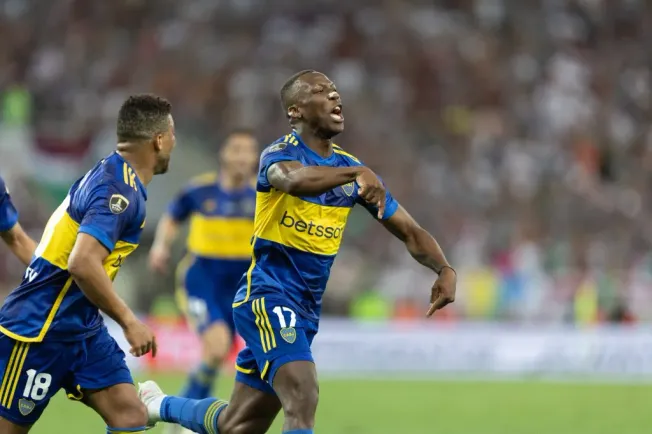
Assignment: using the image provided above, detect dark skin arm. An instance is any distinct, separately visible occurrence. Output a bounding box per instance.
[381,205,456,316]
[267,160,387,217]
[68,233,157,357]
[0,223,37,266]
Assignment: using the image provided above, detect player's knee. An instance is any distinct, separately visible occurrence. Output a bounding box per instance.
[109,400,149,429]
[201,324,232,368]
[277,369,319,426]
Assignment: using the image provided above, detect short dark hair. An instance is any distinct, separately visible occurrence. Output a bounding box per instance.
[224,127,256,141]
[280,70,315,115]
[117,94,172,142]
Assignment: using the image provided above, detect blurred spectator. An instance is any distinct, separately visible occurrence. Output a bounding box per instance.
[1,0,651,323]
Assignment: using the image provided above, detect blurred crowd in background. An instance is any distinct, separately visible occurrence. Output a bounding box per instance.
[0,0,651,324]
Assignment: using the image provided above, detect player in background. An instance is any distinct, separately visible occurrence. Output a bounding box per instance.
[0,177,37,265]
[139,70,457,434]
[148,129,258,434]
[0,95,176,434]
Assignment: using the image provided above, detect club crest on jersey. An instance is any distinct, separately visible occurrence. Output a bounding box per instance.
[203,199,217,212]
[280,327,296,344]
[342,182,355,197]
[265,142,287,154]
[109,194,130,214]
[18,399,35,416]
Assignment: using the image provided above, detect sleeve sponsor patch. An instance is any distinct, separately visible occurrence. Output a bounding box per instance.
[109,194,130,214]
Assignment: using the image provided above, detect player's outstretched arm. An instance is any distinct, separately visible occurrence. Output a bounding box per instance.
[149,213,180,274]
[381,205,457,316]
[69,233,157,357]
[0,222,37,266]
[268,161,386,210]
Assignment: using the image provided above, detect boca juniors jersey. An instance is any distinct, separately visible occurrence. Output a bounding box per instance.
[167,172,256,261]
[0,152,147,342]
[0,176,19,233]
[232,131,399,321]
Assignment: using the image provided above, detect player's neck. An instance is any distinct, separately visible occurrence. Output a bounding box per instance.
[295,129,332,158]
[219,171,247,191]
[116,149,154,186]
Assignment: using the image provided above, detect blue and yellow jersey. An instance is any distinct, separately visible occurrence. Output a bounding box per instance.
[233,131,399,321]
[0,176,19,233]
[167,172,256,260]
[0,152,147,342]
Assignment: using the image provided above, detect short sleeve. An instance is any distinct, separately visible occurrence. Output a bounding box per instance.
[77,181,136,252]
[257,142,298,189]
[0,178,18,232]
[355,177,399,221]
[167,188,195,222]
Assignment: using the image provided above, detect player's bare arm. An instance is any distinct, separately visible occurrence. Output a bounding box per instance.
[69,232,157,357]
[149,213,180,274]
[0,222,37,266]
[381,205,456,316]
[267,160,386,215]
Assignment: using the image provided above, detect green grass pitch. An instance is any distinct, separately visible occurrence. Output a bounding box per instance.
[30,374,651,434]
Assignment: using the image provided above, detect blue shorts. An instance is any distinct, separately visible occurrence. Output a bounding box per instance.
[0,327,132,426]
[176,256,249,335]
[234,296,318,395]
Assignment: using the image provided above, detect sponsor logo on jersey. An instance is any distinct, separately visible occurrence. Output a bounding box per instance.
[279,211,343,239]
[109,194,130,214]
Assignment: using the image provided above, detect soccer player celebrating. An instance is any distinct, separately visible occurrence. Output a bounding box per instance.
[139,70,457,434]
[0,95,176,434]
[0,177,37,266]
[148,129,258,434]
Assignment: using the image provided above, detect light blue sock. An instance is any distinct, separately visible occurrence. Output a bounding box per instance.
[160,396,228,434]
[283,430,314,434]
[180,362,218,399]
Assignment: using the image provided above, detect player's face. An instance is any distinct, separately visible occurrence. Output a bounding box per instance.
[297,73,344,138]
[154,115,176,175]
[220,133,259,179]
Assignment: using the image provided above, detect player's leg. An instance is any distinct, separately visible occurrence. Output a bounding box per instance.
[272,361,319,432]
[176,260,233,402]
[141,296,317,434]
[0,336,70,433]
[140,370,281,434]
[69,327,148,433]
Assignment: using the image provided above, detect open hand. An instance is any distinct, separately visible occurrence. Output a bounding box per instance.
[356,167,386,218]
[427,267,457,317]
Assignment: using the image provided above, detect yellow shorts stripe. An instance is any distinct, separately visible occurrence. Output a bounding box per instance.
[0,342,20,406]
[260,298,277,350]
[234,364,255,375]
[0,342,29,409]
[253,299,270,352]
[260,360,270,380]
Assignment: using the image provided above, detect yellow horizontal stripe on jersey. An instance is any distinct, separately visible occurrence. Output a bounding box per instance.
[186,215,253,258]
[0,277,75,343]
[36,202,79,270]
[103,240,138,281]
[254,190,351,256]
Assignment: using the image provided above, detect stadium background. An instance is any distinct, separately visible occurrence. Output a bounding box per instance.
[0,0,651,432]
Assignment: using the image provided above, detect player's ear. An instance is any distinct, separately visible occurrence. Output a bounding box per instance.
[154,134,163,152]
